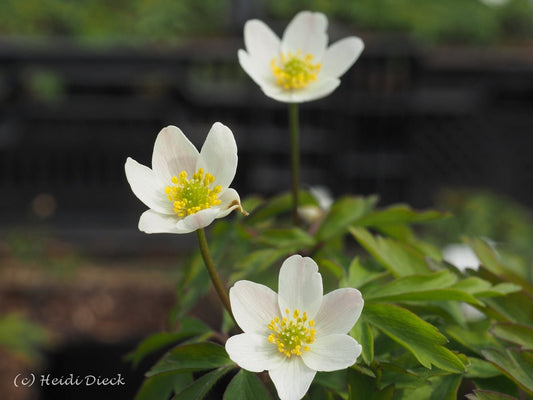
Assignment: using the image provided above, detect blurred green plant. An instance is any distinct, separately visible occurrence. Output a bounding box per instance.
[0,313,50,364]
[1,0,532,45]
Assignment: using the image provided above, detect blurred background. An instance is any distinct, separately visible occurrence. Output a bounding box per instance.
[1,0,533,398]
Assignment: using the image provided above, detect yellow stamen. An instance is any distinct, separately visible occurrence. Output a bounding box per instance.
[271,50,321,90]
[268,308,316,358]
[164,168,221,217]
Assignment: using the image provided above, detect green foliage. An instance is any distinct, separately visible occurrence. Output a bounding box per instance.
[0,313,50,363]
[132,190,533,399]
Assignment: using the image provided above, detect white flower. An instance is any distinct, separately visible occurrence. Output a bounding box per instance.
[442,244,480,272]
[125,122,244,234]
[238,10,364,103]
[226,255,363,400]
[298,186,334,223]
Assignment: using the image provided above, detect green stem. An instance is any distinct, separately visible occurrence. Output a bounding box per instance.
[196,228,235,324]
[289,102,300,226]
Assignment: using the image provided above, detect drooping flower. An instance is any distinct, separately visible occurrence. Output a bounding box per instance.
[225,255,363,400]
[238,10,364,103]
[298,185,334,223]
[125,122,245,234]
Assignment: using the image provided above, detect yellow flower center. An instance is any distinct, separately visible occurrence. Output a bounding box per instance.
[268,308,316,358]
[271,51,321,90]
[164,168,222,218]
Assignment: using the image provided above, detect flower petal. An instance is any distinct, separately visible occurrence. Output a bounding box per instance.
[125,157,173,214]
[314,288,364,336]
[242,19,280,79]
[196,122,237,191]
[278,255,323,319]
[151,125,199,183]
[230,280,280,334]
[260,78,340,103]
[238,49,273,89]
[281,11,328,60]
[138,209,189,234]
[269,357,316,400]
[174,207,219,232]
[321,37,364,79]
[215,188,243,219]
[225,333,284,372]
[302,334,361,372]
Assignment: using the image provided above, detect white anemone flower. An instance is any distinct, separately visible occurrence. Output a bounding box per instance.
[125,122,244,234]
[226,255,363,400]
[238,10,364,103]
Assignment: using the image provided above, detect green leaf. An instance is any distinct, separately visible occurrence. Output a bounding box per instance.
[482,348,533,395]
[223,370,271,400]
[491,323,533,351]
[316,196,377,241]
[465,389,519,400]
[350,320,374,365]
[126,317,212,367]
[364,270,456,298]
[348,369,395,400]
[173,366,235,400]
[135,372,192,400]
[350,227,430,276]
[341,257,389,290]
[446,321,501,355]
[246,191,315,225]
[147,342,233,377]
[256,227,315,249]
[397,374,462,400]
[465,357,501,379]
[356,204,448,227]
[364,303,465,372]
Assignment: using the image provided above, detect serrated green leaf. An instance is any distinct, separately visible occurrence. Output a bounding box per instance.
[491,323,533,351]
[341,257,389,290]
[356,204,448,228]
[135,372,192,400]
[147,342,233,377]
[482,348,533,395]
[127,317,212,367]
[350,227,430,276]
[364,303,465,372]
[446,321,501,355]
[364,271,457,299]
[465,357,501,379]
[223,370,271,400]
[351,320,374,365]
[172,366,235,400]
[316,196,377,241]
[369,289,483,306]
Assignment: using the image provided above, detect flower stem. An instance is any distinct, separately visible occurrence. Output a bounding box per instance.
[289,102,300,226]
[196,228,235,324]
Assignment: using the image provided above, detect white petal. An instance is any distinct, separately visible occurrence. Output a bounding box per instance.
[225,333,284,372]
[281,11,328,60]
[269,357,316,400]
[314,288,364,336]
[302,334,361,372]
[125,157,173,214]
[138,209,189,234]
[230,280,280,334]
[242,19,280,78]
[174,207,219,232]
[151,125,199,183]
[215,188,243,219]
[196,122,237,191]
[321,37,364,79]
[260,78,340,103]
[278,255,323,319]
[238,49,273,89]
